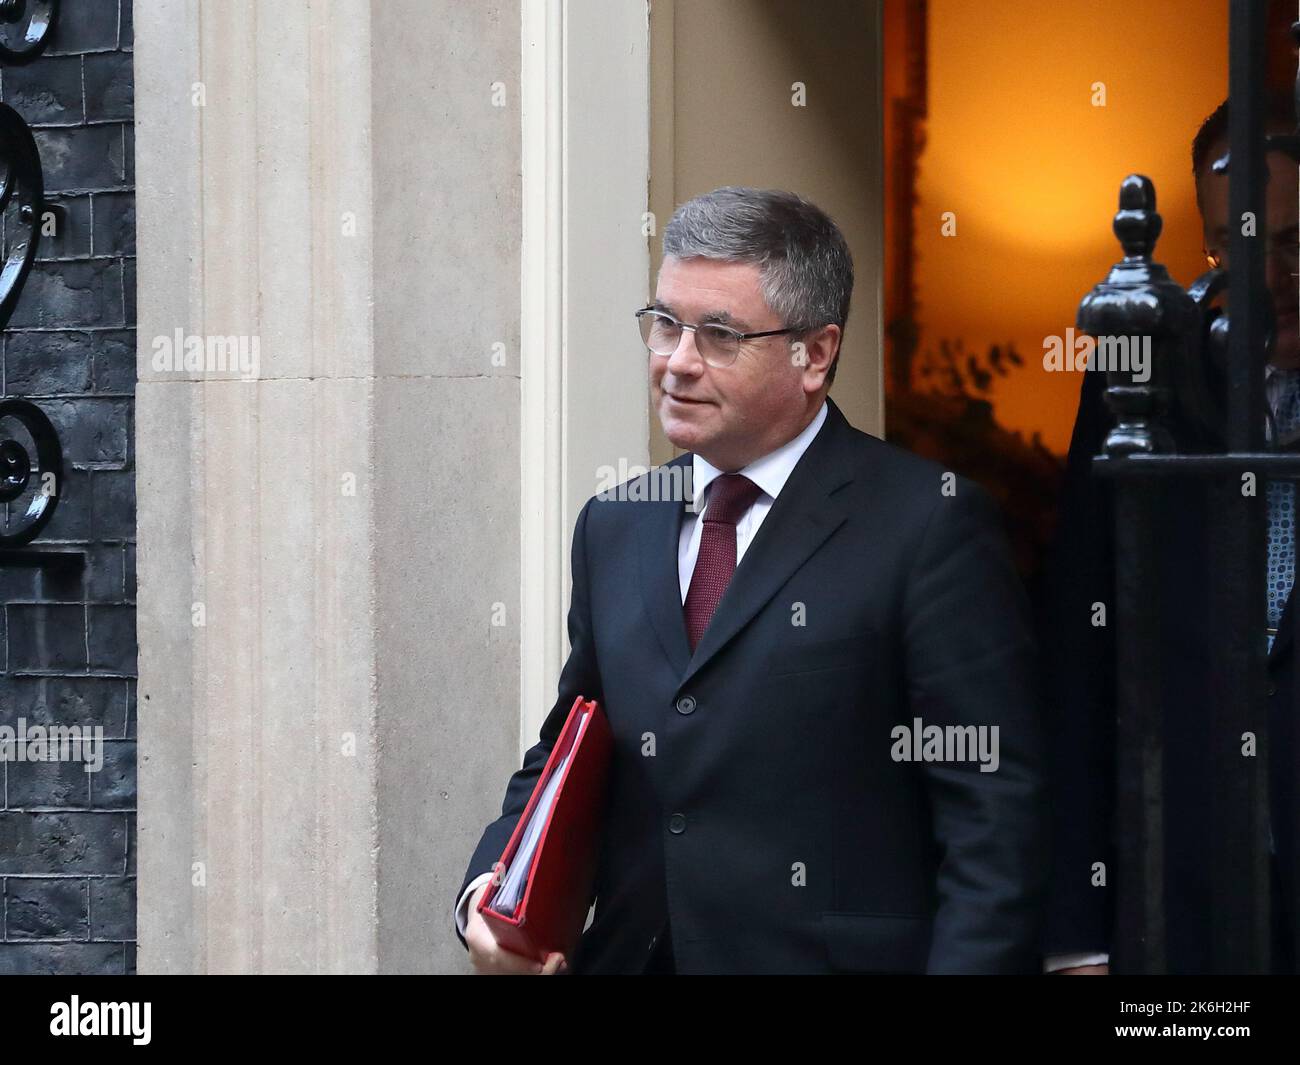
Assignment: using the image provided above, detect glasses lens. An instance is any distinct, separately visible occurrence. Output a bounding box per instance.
[697,324,741,366]
[640,312,681,355]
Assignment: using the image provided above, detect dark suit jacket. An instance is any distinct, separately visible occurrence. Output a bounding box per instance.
[1041,368,1299,973]
[457,398,1049,974]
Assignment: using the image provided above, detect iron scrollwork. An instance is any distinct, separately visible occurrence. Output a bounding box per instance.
[0,0,58,65]
[0,10,69,556]
[0,100,42,332]
[0,396,61,545]
[0,97,59,547]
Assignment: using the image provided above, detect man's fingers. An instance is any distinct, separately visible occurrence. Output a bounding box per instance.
[470,940,545,973]
[465,887,567,973]
[467,918,554,973]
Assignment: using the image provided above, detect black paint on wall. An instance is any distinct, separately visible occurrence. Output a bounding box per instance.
[0,0,137,976]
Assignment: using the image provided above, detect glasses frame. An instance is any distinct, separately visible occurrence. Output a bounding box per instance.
[634,306,805,367]
[1203,224,1300,273]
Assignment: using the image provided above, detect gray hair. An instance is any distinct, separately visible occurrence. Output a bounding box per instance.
[661,186,853,384]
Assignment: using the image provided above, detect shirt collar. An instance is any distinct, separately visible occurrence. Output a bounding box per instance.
[1266,362,1300,396]
[690,401,828,512]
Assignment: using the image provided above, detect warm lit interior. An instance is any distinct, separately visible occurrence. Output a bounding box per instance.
[890,0,1229,456]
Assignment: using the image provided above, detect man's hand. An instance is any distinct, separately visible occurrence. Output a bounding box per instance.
[1054,964,1109,975]
[465,883,567,974]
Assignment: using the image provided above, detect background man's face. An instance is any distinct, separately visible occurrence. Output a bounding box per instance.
[1198,145,1299,368]
[649,256,816,470]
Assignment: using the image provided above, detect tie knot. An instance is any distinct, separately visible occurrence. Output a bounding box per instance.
[702,474,762,525]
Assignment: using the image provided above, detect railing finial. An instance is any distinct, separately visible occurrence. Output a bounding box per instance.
[1114,174,1162,259]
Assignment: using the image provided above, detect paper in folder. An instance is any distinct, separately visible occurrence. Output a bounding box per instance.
[477,696,611,962]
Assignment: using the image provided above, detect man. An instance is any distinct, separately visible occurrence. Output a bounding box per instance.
[1197,99,1299,374]
[1044,94,1299,974]
[455,187,1048,975]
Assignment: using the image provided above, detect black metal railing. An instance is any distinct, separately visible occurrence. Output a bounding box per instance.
[1081,0,1299,973]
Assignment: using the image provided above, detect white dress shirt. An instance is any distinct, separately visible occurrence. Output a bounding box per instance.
[677,400,828,599]
[454,402,829,942]
[1265,362,1300,441]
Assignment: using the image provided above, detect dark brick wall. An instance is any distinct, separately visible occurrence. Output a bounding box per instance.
[0,1,136,976]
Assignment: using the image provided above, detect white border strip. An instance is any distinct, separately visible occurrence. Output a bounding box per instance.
[520,0,566,756]
[520,0,652,753]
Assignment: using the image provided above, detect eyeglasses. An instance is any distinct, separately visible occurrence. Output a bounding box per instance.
[635,307,803,368]
[1204,229,1300,272]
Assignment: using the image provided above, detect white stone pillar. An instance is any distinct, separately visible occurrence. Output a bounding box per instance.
[136,0,386,973]
[135,0,651,974]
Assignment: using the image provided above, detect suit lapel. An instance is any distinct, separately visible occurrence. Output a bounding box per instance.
[637,456,693,677]
[677,401,853,690]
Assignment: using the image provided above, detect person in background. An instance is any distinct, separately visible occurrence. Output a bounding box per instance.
[1043,92,1299,974]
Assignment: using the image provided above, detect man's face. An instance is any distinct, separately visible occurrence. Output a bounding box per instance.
[1198,143,1299,368]
[648,256,836,470]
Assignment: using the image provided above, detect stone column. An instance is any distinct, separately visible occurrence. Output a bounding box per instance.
[135,0,523,973]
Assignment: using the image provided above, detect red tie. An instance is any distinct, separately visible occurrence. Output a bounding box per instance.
[684,473,763,651]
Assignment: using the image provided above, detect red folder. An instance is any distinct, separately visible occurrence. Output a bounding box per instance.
[476,696,612,963]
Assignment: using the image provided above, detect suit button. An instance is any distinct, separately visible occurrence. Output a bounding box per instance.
[676,695,697,715]
[1268,682,1278,697]
[668,813,687,834]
